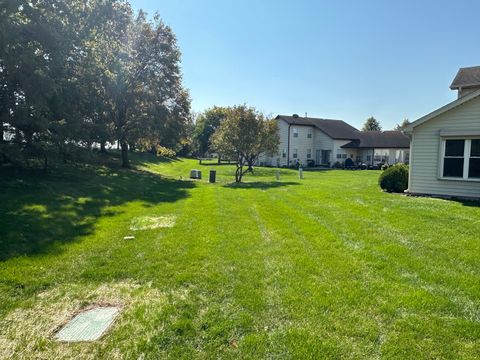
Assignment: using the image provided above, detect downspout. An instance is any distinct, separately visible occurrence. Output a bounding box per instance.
[287,123,291,166]
[405,130,414,193]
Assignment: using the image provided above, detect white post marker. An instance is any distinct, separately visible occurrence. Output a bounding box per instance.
[299,167,303,179]
[275,170,280,181]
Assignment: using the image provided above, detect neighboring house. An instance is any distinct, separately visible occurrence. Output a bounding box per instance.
[259,115,410,167]
[405,66,480,199]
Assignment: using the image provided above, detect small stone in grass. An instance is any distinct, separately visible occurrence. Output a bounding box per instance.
[124,236,135,240]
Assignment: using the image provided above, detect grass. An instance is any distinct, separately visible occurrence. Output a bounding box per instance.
[1,153,479,359]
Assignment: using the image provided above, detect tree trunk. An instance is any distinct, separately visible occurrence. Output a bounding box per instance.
[100,141,107,153]
[121,141,129,168]
[235,165,243,182]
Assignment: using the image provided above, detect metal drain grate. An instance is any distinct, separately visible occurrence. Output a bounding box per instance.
[55,306,119,342]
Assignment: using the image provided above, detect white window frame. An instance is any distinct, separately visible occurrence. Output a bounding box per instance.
[439,137,480,181]
[292,128,298,138]
[292,148,298,159]
[307,148,312,159]
[307,131,312,139]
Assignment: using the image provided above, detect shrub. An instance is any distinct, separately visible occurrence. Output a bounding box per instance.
[379,163,409,193]
[156,146,176,158]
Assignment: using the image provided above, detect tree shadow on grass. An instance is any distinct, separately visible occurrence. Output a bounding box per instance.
[223,181,300,190]
[0,164,194,261]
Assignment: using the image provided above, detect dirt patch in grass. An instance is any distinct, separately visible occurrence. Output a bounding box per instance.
[0,281,174,359]
[130,215,176,231]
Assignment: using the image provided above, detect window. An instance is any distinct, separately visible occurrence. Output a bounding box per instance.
[293,148,298,158]
[282,148,287,158]
[469,139,480,178]
[293,128,298,138]
[442,138,480,179]
[307,149,311,159]
[336,153,347,159]
[443,139,464,177]
[374,149,389,163]
[366,155,371,162]
[307,132,312,139]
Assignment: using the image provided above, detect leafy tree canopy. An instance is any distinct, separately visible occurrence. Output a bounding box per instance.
[193,106,229,156]
[212,105,279,182]
[0,0,190,168]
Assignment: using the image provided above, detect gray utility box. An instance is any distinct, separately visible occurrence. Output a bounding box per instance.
[190,169,202,179]
[209,170,216,183]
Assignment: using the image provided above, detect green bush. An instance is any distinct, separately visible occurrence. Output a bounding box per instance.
[379,163,409,193]
[156,146,176,158]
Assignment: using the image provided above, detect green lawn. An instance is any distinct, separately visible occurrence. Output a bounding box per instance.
[1,154,479,359]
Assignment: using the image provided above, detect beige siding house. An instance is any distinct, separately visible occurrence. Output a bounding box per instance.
[260,115,410,167]
[406,66,480,198]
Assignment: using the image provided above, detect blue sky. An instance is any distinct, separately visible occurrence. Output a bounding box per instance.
[130,0,480,129]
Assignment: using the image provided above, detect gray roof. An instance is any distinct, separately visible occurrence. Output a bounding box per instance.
[450,66,480,89]
[341,131,410,149]
[276,115,359,139]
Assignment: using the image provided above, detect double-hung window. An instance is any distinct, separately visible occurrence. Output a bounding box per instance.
[293,128,298,138]
[469,139,480,178]
[441,138,480,179]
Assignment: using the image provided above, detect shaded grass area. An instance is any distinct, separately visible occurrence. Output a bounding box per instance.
[0,164,193,261]
[0,155,479,359]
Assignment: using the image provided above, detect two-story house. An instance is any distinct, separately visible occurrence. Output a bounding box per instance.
[260,114,410,167]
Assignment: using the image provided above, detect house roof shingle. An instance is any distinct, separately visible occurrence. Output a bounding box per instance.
[275,115,359,139]
[341,131,410,149]
[450,66,480,89]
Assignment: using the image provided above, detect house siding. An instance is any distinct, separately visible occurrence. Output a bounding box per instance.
[313,129,334,165]
[409,96,480,198]
[333,140,355,164]
[289,125,315,166]
[258,119,289,166]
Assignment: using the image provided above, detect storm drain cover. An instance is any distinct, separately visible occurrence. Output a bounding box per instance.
[55,307,119,342]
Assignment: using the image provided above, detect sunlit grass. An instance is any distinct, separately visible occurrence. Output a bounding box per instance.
[1,154,479,359]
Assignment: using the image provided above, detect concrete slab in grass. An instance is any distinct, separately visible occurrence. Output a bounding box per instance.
[55,307,119,342]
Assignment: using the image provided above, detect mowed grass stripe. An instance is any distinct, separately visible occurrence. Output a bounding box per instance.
[250,186,383,358]
[262,179,480,358]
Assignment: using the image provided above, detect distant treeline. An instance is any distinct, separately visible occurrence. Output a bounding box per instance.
[0,0,191,168]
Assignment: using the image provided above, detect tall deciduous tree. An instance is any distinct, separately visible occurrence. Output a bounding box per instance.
[362,116,382,131]
[193,106,229,156]
[104,10,190,168]
[0,1,190,168]
[212,105,279,183]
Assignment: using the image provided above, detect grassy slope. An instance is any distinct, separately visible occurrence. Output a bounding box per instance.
[0,154,479,359]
